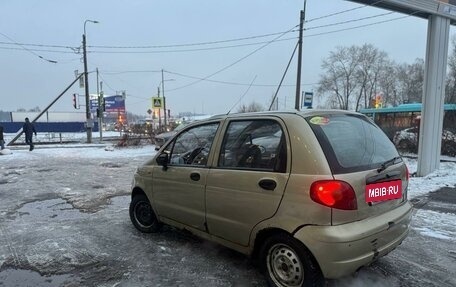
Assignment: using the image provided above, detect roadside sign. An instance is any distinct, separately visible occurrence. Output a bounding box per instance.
[90,94,125,112]
[79,74,84,88]
[152,97,163,108]
[302,92,313,108]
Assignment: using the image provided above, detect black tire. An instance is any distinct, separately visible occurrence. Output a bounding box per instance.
[259,233,324,287]
[129,194,161,233]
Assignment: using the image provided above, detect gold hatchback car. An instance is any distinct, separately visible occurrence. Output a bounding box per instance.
[129,110,413,287]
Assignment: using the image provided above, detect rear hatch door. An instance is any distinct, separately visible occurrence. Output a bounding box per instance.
[305,112,408,224]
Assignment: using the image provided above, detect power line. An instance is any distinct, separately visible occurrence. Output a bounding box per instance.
[305,13,413,38]
[101,70,162,75]
[0,46,76,54]
[0,6,409,62]
[0,41,78,50]
[305,0,387,23]
[85,37,297,54]
[167,24,299,92]
[164,70,317,87]
[305,11,395,30]
[0,7,401,56]
[88,30,298,49]
[0,38,297,55]
[269,42,299,111]
[97,73,117,93]
[227,75,257,114]
[0,31,59,63]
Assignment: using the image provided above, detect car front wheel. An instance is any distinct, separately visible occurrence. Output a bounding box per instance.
[260,233,323,287]
[129,194,161,233]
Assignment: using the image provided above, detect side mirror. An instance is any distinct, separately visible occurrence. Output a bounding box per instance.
[156,153,169,170]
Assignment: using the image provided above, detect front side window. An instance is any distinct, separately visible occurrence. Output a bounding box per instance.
[218,119,286,172]
[165,123,219,166]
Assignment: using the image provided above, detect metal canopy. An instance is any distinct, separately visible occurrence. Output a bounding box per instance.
[347,0,455,176]
[348,0,456,23]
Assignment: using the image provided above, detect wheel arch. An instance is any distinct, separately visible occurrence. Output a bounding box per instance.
[253,228,325,286]
[131,186,147,200]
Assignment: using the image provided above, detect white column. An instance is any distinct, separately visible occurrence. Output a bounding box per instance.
[417,15,450,176]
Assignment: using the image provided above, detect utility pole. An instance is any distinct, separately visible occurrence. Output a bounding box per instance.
[162,69,167,128]
[97,68,103,141]
[82,20,98,143]
[82,33,92,143]
[157,86,162,130]
[295,1,306,110]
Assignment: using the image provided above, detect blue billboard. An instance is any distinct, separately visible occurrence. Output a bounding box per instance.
[90,95,125,113]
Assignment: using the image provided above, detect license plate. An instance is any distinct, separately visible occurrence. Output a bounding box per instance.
[365,180,402,203]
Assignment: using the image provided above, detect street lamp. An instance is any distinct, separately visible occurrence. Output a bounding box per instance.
[82,19,98,143]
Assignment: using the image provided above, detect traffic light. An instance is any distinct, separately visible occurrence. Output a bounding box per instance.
[375,94,383,109]
[72,94,78,109]
[100,91,105,111]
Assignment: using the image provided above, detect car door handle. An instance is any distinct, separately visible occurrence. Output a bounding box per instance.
[258,179,277,191]
[190,172,201,181]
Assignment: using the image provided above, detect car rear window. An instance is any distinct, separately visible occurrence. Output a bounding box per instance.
[306,113,400,174]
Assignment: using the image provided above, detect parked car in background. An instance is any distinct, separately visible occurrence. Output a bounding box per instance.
[393,127,456,156]
[392,127,419,152]
[130,110,412,287]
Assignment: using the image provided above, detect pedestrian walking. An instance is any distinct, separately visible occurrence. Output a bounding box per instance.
[0,124,4,150]
[23,118,37,151]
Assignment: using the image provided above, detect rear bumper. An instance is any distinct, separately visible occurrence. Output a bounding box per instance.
[294,201,413,279]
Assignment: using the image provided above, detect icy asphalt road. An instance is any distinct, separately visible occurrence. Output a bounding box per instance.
[0,146,455,287]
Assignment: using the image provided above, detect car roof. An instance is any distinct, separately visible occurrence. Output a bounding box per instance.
[205,109,360,122]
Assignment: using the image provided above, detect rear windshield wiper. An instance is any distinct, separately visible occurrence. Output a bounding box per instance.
[377,156,402,173]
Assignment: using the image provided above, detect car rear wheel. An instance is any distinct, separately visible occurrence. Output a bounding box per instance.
[260,233,323,287]
[129,194,161,233]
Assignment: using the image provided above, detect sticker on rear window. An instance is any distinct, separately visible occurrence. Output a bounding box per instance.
[309,116,330,125]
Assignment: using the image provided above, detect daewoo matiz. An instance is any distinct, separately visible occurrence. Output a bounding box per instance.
[129,110,413,287]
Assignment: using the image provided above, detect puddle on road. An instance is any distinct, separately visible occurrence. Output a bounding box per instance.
[17,198,89,220]
[0,269,71,287]
[16,196,130,220]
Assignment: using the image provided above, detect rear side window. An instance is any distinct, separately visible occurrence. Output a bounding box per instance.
[307,114,399,174]
[218,120,286,172]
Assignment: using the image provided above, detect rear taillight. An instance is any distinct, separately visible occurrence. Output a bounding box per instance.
[310,180,357,210]
[405,165,410,181]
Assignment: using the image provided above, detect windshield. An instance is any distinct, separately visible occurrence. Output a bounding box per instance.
[306,113,400,174]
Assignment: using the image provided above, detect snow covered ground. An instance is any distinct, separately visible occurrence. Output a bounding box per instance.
[0,143,455,286]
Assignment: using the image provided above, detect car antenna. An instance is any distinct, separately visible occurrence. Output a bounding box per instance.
[226,75,257,115]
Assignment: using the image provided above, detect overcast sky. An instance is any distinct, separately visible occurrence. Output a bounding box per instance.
[0,0,451,117]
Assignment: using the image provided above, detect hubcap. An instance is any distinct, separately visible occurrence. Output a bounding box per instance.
[134,201,154,227]
[267,243,304,287]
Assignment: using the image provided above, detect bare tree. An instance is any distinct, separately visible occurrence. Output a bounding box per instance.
[355,44,388,111]
[28,106,41,112]
[237,101,264,113]
[395,59,424,104]
[377,63,399,107]
[318,46,361,110]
